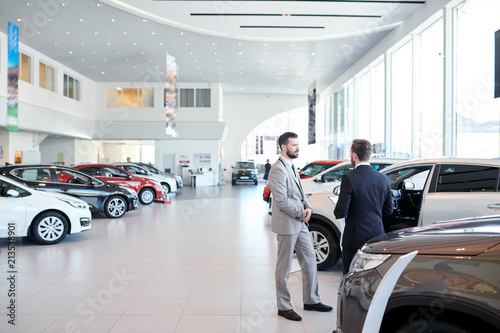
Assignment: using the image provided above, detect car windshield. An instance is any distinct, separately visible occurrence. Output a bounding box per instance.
[141,164,160,174]
[235,162,255,169]
[301,164,333,177]
[55,169,92,185]
[126,165,149,175]
[0,178,31,197]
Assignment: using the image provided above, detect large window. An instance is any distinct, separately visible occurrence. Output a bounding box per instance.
[63,74,81,101]
[418,19,444,158]
[455,0,500,158]
[106,88,154,107]
[179,88,211,108]
[19,52,32,83]
[39,61,56,92]
[391,41,413,158]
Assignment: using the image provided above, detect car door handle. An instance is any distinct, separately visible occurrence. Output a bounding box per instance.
[487,203,500,210]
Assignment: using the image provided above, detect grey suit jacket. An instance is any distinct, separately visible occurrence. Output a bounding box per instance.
[269,156,312,235]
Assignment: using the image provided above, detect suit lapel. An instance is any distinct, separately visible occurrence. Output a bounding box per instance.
[280,157,304,196]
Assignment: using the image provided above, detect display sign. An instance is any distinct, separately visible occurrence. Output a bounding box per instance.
[308,81,316,144]
[193,153,211,167]
[165,54,177,137]
[7,22,19,132]
[179,154,190,164]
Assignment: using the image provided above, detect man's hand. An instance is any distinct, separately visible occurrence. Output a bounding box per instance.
[302,208,312,223]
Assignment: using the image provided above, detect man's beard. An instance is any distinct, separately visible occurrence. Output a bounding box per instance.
[286,151,298,159]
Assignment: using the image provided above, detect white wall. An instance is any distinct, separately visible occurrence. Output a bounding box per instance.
[101,143,124,164]
[39,137,76,165]
[75,139,102,164]
[222,94,307,179]
[8,131,41,165]
[0,130,9,166]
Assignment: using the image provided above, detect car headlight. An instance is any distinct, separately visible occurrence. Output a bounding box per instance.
[119,185,137,195]
[57,197,88,209]
[349,251,391,273]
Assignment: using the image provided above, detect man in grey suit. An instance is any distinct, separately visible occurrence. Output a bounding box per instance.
[269,132,332,321]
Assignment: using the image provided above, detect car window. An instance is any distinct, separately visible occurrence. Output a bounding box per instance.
[323,165,354,182]
[11,168,53,182]
[386,167,432,191]
[79,166,101,177]
[371,163,393,171]
[301,164,332,177]
[0,180,30,197]
[55,169,92,185]
[436,164,499,192]
[235,162,255,169]
[124,165,149,175]
[104,167,128,178]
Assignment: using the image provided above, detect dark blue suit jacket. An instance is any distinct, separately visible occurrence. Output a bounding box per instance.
[334,164,393,249]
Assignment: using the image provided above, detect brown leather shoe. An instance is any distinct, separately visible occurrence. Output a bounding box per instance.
[304,302,333,312]
[277,309,302,321]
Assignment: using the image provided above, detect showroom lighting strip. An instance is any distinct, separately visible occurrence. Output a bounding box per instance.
[191,13,382,18]
[241,26,325,29]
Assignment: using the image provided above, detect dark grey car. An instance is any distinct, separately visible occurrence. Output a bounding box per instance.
[336,217,500,333]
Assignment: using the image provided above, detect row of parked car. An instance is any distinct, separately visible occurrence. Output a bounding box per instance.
[0,162,182,245]
[265,158,500,333]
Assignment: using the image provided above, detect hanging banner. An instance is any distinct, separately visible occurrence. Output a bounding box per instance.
[7,22,19,132]
[165,54,177,137]
[308,81,316,144]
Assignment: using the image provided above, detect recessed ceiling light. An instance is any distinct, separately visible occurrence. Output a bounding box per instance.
[48,18,52,22]
[94,31,99,35]
[214,52,217,55]
[54,42,58,45]
[80,42,84,45]
[37,31,41,35]
[159,42,162,45]
[152,32,155,35]
[216,60,219,62]
[263,52,266,55]
[113,65,116,68]
[16,18,21,22]
[141,51,145,54]
[106,42,110,45]
[240,88,243,90]
[69,51,73,54]
[93,51,96,54]
[26,2,30,6]
[240,73,243,75]
[133,42,136,46]
[97,2,100,6]
[264,43,268,47]
[66,31,70,35]
[111,19,115,23]
[212,43,215,46]
[81,59,84,62]
[104,59,107,62]
[91,66,95,68]
[238,52,243,55]
[186,43,189,46]
[180,32,184,35]
[261,60,265,63]
[317,44,321,47]
[194,60,197,62]
[291,43,294,47]
[311,53,316,56]
[80,18,84,22]
[123,31,127,35]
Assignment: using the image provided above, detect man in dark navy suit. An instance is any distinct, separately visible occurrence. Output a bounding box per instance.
[334,139,393,274]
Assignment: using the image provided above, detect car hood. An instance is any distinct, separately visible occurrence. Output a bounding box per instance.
[362,219,500,256]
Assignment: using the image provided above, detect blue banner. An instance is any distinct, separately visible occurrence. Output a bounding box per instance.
[7,22,19,132]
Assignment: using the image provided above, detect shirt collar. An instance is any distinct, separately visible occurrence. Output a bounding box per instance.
[355,161,371,169]
[280,155,293,168]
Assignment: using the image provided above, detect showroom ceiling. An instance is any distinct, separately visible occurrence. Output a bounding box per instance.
[0,0,425,94]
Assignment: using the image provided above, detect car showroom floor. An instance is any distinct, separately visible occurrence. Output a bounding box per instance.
[0,182,342,333]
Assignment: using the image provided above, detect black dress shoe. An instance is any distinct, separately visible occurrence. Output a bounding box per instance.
[304,302,333,312]
[277,309,302,321]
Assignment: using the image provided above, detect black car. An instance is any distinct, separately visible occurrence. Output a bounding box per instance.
[0,165,138,218]
[336,217,500,333]
[232,161,258,185]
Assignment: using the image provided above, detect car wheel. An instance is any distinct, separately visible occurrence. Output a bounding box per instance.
[309,223,340,271]
[139,188,155,205]
[161,183,171,193]
[31,211,68,245]
[232,180,237,185]
[395,320,471,333]
[105,195,127,218]
[254,180,258,185]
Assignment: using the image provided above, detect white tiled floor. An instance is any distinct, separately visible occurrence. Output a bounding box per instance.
[0,183,342,332]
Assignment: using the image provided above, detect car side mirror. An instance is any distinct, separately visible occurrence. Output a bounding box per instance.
[403,180,415,190]
[333,185,341,196]
[7,189,19,197]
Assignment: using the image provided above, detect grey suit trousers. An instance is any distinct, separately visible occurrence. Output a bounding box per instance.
[275,223,321,310]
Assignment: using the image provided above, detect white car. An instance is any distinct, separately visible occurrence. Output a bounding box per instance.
[306,158,500,270]
[113,163,178,193]
[301,158,404,195]
[268,158,403,215]
[0,175,91,245]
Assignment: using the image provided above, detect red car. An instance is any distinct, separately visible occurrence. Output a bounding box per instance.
[263,160,343,203]
[74,164,164,205]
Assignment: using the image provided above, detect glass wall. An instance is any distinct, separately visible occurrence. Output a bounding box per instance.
[391,41,413,159]
[418,19,444,158]
[455,0,500,158]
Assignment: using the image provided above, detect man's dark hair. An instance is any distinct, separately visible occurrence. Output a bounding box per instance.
[278,132,298,150]
[351,139,372,161]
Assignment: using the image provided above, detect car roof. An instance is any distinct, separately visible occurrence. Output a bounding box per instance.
[0,164,74,170]
[307,160,344,165]
[381,157,500,173]
[310,158,405,179]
